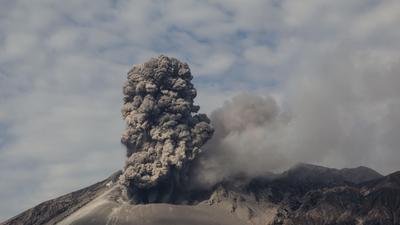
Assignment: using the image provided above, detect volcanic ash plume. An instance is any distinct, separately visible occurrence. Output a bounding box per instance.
[120,55,214,200]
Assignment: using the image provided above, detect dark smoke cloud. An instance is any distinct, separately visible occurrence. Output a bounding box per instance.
[119,55,213,198]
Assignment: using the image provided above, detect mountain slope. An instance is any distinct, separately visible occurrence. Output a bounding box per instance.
[1,171,121,225]
[2,165,399,225]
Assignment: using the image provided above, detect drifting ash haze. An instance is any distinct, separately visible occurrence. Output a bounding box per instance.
[194,51,400,186]
[193,93,291,187]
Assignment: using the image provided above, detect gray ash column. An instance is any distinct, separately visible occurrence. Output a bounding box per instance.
[120,55,214,202]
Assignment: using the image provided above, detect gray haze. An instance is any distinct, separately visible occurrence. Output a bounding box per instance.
[194,48,400,186]
[285,47,400,175]
[192,94,290,186]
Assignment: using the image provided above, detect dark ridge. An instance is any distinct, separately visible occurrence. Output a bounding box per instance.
[361,170,400,190]
[340,166,383,183]
[282,163,382,184]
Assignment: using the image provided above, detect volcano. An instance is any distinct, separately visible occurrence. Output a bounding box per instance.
[3,164,400,225]
[3,56,400,225]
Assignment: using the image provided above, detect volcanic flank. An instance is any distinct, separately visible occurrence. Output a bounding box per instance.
[119,55,213,203]
[2,56,400,225]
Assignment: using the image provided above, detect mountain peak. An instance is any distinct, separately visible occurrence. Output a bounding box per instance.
[340,166,383,184]
[282,163,382,184]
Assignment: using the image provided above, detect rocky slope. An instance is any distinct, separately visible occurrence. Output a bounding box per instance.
[1,171,122,225]
[2,164,399,225]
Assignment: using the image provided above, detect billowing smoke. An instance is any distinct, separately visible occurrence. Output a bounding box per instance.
[119,51,400,192]
[191,94,292,187]
[119,55,213,200]
[192,49,400,187]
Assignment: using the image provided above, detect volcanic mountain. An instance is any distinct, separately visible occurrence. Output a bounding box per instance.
[3,163,400,225]
[3,56,400,225]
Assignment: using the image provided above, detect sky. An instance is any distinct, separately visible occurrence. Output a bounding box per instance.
[1,0,400,221]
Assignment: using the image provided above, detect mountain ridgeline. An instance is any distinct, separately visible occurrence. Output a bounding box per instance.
[3,163,400,225]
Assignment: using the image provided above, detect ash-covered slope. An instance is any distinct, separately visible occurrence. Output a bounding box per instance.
[3,164,400,225]
[1,171,122,225]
